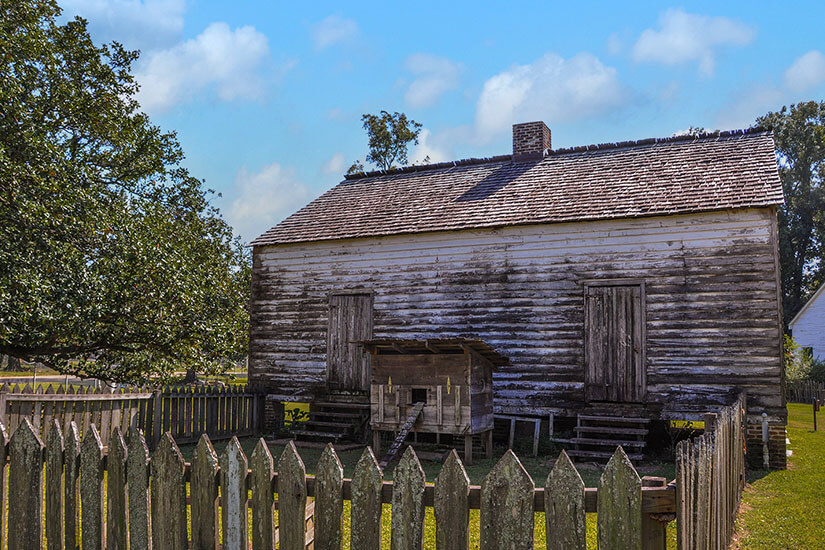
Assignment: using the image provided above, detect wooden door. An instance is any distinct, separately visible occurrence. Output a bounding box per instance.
[584,283,646,402]
[327,293,374,392]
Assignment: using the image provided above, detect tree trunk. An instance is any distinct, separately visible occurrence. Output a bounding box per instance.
[3,355,22,372]
[183,367,199,384]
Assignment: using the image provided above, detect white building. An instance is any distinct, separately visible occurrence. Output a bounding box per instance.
[789,285,825,360]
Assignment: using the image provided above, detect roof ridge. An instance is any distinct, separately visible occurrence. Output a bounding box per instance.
[343,126,771,181]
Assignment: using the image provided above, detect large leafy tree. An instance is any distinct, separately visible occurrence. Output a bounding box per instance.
[757,101,825,325]
[0,1,250,382]
[347,110,423,173]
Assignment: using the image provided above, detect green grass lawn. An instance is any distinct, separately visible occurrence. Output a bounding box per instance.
[733,403,825,549]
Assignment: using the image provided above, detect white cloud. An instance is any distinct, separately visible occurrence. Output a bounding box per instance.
[135,23,270,113]
[227,163,313,242]
[60,0,185,49]
[474,52,625,141]
[715,50,825,129]
[312,15,358,50]
[632,9,755,76]
[784,50,825,92]
[606,33,624,56]
[403,54,462,108]
[410,129,453,165]
[322,152,347,175]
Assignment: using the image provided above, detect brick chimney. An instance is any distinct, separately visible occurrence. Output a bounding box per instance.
[512,121,551,161]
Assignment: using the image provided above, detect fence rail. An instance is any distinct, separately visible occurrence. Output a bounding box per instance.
[675,392,746,550]
[785,380,825,403]
[0,383,263,448]
[0,417,679,550]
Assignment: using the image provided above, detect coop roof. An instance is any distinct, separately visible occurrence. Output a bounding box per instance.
[357,338,509,367]
[251,128,783,246]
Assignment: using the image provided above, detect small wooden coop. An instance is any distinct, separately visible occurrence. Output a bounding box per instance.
[359,338,508,464]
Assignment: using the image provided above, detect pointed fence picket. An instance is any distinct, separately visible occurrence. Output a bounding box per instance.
[0,394,747,550]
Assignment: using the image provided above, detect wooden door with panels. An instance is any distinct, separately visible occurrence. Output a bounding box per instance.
[584,281,646,402]
[327,293,374,392]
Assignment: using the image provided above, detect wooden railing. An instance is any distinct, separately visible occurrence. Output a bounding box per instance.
[0,417,678,550]
[0,383,264,449]
[675,392,747,550]
[0,385,151,447]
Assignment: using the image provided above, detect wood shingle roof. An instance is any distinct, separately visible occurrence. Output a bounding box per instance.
[251,129,783,246]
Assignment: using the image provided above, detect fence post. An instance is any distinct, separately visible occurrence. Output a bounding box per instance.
[81,424,105,550]
[434,449,470,550]
[127,428,151,550]
[278,441,308,550]
[350,447,383,550]
[45,421,64,550]
[392,446,426,550]
[314,443,344,550]
[545,450,586,550]
[250,438,275,550]
[151,432,188,550]
[479,449,534,550]
[64,422,81,550]
[640,477,668,550]
[0,422,8,550]
[151,389,163,449]
[0,386,7,428]
[254,390,266,434]
[220,437,249,550]
[8,419,44,550]
[597,447,642,550]
[703,412,717,433]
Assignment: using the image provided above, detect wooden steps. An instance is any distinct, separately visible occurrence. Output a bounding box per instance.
[292,400,370,443]
[568,413,649,463]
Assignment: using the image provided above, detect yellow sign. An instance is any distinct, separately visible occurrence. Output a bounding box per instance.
[669,420,705,429]
[283,402,310,424]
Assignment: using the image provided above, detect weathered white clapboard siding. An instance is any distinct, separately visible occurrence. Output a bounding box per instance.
[789,284,825,360]
[249,208,783,417]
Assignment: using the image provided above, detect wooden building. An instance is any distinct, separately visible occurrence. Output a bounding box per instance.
[363,338,505,464]
[789,284,825,360]
[249,122,787,467]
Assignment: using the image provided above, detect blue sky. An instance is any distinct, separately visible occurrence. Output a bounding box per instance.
[58,1,825,242]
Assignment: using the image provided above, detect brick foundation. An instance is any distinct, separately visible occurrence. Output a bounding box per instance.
[745,419,787,470]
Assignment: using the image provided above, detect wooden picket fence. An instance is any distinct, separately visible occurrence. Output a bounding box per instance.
[0,417,682,550]
[152,384,261,444]
[785,379,825,403]
[675,392,746,550]
[0,383,263,449]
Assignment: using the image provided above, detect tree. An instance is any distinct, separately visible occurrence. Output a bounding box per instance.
[757,102,825,324]
[347,111,422,173]
[0,1,250,382]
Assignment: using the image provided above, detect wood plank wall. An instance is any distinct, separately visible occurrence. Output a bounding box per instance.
[249,208,784,420]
